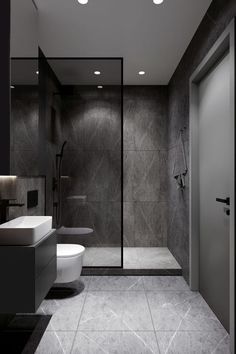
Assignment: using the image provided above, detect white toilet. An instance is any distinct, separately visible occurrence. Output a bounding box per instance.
[56,244,85,283]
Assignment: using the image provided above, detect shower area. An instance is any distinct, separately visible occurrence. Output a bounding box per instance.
[10,55,183,273]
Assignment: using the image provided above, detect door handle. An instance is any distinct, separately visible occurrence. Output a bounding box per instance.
[216,197,230,206]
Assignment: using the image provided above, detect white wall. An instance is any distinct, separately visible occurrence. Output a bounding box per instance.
[11,0,38,57]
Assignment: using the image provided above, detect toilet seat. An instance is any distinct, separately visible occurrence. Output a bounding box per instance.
[57,244,85,258]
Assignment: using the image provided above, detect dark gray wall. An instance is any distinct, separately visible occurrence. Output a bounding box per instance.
[59,86,168,249]
[124,86,168,247]
[8,177,45,219]
[60,86,122,247]
[0,0,10,175]
[11,86,39,176]
[39,55,62,217]
[167,0,236,282]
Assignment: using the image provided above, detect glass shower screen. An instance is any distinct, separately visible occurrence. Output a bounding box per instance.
[44,58,123,268]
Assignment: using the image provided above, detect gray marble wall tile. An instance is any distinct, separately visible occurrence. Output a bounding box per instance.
[11,149,39,176]
[11,87,39,151]
[123,87,168,247]
[8,177,45,220]
[124,201,167,248]
[124,202,135,247]
[11,86,39,176]
[60,201,121,247]
[134,202,167,247]
[62,88,121,151]
[124,86,168,151]
[59,86,122,247]
[123,151,135,202]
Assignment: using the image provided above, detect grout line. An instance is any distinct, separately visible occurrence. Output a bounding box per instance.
[143,288,161,353]
[69,286,89,354]
[45,329,226,333]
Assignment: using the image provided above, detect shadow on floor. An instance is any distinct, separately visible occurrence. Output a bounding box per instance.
[0,315,51,354]
[46,280,85,299]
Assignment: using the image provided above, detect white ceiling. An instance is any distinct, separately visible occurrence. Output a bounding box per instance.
[35,0,212,85]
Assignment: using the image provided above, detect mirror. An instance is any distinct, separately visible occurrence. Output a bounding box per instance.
[10,59,39,176]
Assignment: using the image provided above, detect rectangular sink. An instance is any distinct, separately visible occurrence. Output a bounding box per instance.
[0,216,52,245]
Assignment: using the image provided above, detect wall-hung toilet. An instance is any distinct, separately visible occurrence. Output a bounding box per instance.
[56,244,85,283]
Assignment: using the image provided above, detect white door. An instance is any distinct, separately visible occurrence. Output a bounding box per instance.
[198,53,230,331]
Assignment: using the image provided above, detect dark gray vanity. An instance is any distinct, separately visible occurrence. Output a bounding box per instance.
[0,230,56,313]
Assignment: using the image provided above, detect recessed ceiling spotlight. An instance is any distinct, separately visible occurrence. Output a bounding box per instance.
[36,70,39,75]
[10,85,15,89]
[77,0,88,4]
[97,85,103,89]
[94,71,101,75]
[153,0,164,4]
[139,71,145,75]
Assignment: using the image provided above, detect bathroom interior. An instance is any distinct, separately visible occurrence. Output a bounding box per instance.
[0,0,235,353]
[10,55,182,272]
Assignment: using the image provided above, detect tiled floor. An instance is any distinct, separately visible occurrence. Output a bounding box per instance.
[83,247,181,269]
[36,276,230,353]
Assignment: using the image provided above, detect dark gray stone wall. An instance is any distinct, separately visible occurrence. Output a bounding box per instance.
[8,177,45,219]
[60,86,122,247]
[167,0,236,282]
[124,86,168,247]
[0,0,10,175]
[11,86,39,176]
[39,55,62,217]
[59,86,168,248]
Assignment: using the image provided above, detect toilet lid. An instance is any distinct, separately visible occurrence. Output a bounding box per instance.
[57,244,85,258]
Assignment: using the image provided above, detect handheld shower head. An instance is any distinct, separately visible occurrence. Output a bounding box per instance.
[60,141,67,158]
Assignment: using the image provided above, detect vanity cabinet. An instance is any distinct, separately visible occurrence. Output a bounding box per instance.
[0,230,56,313]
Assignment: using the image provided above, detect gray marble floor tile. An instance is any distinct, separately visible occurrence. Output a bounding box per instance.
[123,247,139,268]
[88,276,144,291]
[83,247,121,267]
[79,276,91,290]
[78,291,153,331]
[35,331,75,354]
[143,276,189,291]
[122,248,181,269]
[136,248,181,269]
[156,329,230,354]
[37,292,86,331]
[147,291,224,331]
[72,331,159,354]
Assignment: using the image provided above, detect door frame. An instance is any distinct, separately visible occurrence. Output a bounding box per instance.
[189,19,235,351]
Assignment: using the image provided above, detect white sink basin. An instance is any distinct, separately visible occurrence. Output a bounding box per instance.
[0,216,52,245]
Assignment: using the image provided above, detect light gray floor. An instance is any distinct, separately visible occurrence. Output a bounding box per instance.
[83,247,181,269]
[36,276,230,353]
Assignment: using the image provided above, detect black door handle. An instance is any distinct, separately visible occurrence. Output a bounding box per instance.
[216,197,230,206]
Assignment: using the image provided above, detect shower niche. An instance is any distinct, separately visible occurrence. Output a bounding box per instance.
[10,55,123,268]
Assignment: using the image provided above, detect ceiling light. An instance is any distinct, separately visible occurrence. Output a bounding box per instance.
[153,0,164,4]
[94,71,101,75]
[36,70,39,75]
[139,71,145,75]
[97,85,103,89]
[10,85,15,89]
[77,0,88,4]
